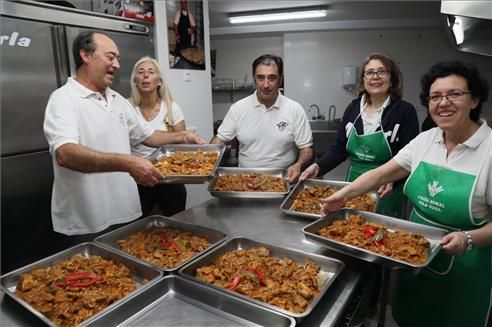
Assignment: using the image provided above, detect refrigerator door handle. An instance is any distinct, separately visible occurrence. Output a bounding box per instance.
[51,25,70,86]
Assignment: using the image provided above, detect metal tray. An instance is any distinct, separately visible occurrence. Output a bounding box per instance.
[302,208,448,269]
[147,144,225,184]
[90,275,295,327]
[280,179,379,219]
[208,167,291,199]
[95,215,227,273]
[178,237,345,319]
[0,242,162,327]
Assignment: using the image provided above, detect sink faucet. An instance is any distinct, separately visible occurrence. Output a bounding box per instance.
[328,105,336,123]
[309,104,324,120]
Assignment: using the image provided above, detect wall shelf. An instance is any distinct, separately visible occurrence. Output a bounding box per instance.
[212,77,255,101]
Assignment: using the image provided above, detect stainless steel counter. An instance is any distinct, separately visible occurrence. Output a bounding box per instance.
[0,198,373,327]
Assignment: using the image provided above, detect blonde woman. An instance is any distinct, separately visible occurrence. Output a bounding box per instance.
[129,56,187,217]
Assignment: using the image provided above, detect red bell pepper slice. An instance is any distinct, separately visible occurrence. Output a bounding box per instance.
[363,226,377,239]
[367,228,386,246]
[243,267,266,284]
[159,237,181,252]
[54,272,102,288]
[65,272,98,281]
[228,275,242,290]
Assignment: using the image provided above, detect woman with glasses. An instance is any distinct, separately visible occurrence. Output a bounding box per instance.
[129,56,187,217]
[321,61,491,327]
[300,53,419,218]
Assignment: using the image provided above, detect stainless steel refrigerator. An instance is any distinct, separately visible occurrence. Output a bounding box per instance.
[0,0,155,273]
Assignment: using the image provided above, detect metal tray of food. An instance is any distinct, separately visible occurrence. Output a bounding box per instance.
[178,237,344,319]
[0,242,162,327]
[95,215,227,273]
[90,275,295,327]
[280,179,379,219]
[208,167,291,199]
[147,144,225,184]
[302,208,448,269]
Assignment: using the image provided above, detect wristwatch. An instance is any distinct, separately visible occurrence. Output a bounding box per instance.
[462,231,473,252]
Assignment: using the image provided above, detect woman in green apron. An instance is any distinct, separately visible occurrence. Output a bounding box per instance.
[320,61,492,327]
[300,53,419,218]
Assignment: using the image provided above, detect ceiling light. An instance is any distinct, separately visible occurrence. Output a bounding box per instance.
[228,6,328,24]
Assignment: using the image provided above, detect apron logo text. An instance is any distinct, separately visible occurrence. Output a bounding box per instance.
[417,194,446,212]
[354,151,376,160]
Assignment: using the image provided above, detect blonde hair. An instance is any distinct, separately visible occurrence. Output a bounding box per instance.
[129,56,175,125]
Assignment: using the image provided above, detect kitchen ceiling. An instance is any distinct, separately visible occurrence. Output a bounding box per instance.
[208,0,442,36]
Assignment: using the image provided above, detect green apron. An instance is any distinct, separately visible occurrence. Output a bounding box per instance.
[346,117,404,217]
[393,161,492,327]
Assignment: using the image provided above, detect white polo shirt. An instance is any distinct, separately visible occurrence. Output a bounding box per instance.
[43,78,154,235]
[217,91,313,168]
[360,94,390,134]
[394,120,492,219]
[131,101,185,158]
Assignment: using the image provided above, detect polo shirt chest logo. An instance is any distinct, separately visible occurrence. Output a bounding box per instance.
[119,113,126,127]
[427,180,444,197]
[276,121,288,131]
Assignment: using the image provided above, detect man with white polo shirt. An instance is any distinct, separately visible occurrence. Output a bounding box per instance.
[43,31,204,243]
[211,54,313,182]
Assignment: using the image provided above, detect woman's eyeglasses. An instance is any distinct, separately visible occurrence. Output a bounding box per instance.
[363,69,390,79]
[427,91,471,104]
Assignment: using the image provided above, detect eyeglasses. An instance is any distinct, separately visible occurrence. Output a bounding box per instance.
[428,91,471,104]
[363,69,389,79]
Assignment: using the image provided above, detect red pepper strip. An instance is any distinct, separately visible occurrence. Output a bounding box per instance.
[363,226,377,239]
[367,229,385,246]
[65,272,98,281]
[54,273,102,288]
[243,268,266,284]
[159,238,171,247]
[159,238,181,252]
[228,275,242,290]
[243,177,256,184]
[54,281,69,287]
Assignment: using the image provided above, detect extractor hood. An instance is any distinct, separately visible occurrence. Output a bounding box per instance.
[441,0,492,57]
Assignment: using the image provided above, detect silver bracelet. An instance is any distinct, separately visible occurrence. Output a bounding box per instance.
[462,231,473,252]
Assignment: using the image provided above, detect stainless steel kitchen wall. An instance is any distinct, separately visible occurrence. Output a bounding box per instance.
[0,0,154,273]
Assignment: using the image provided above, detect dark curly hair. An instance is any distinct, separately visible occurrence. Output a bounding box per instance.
[419,61,489,122]
[357,53,403,102]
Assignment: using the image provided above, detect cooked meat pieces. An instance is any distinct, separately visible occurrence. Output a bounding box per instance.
[212,173,287,192]
[154,151,218,176]
[117,227,210,269]
[290,185,375,214]
[15,254,137,327]
[318,215,430,264]
[196,247,321,313]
